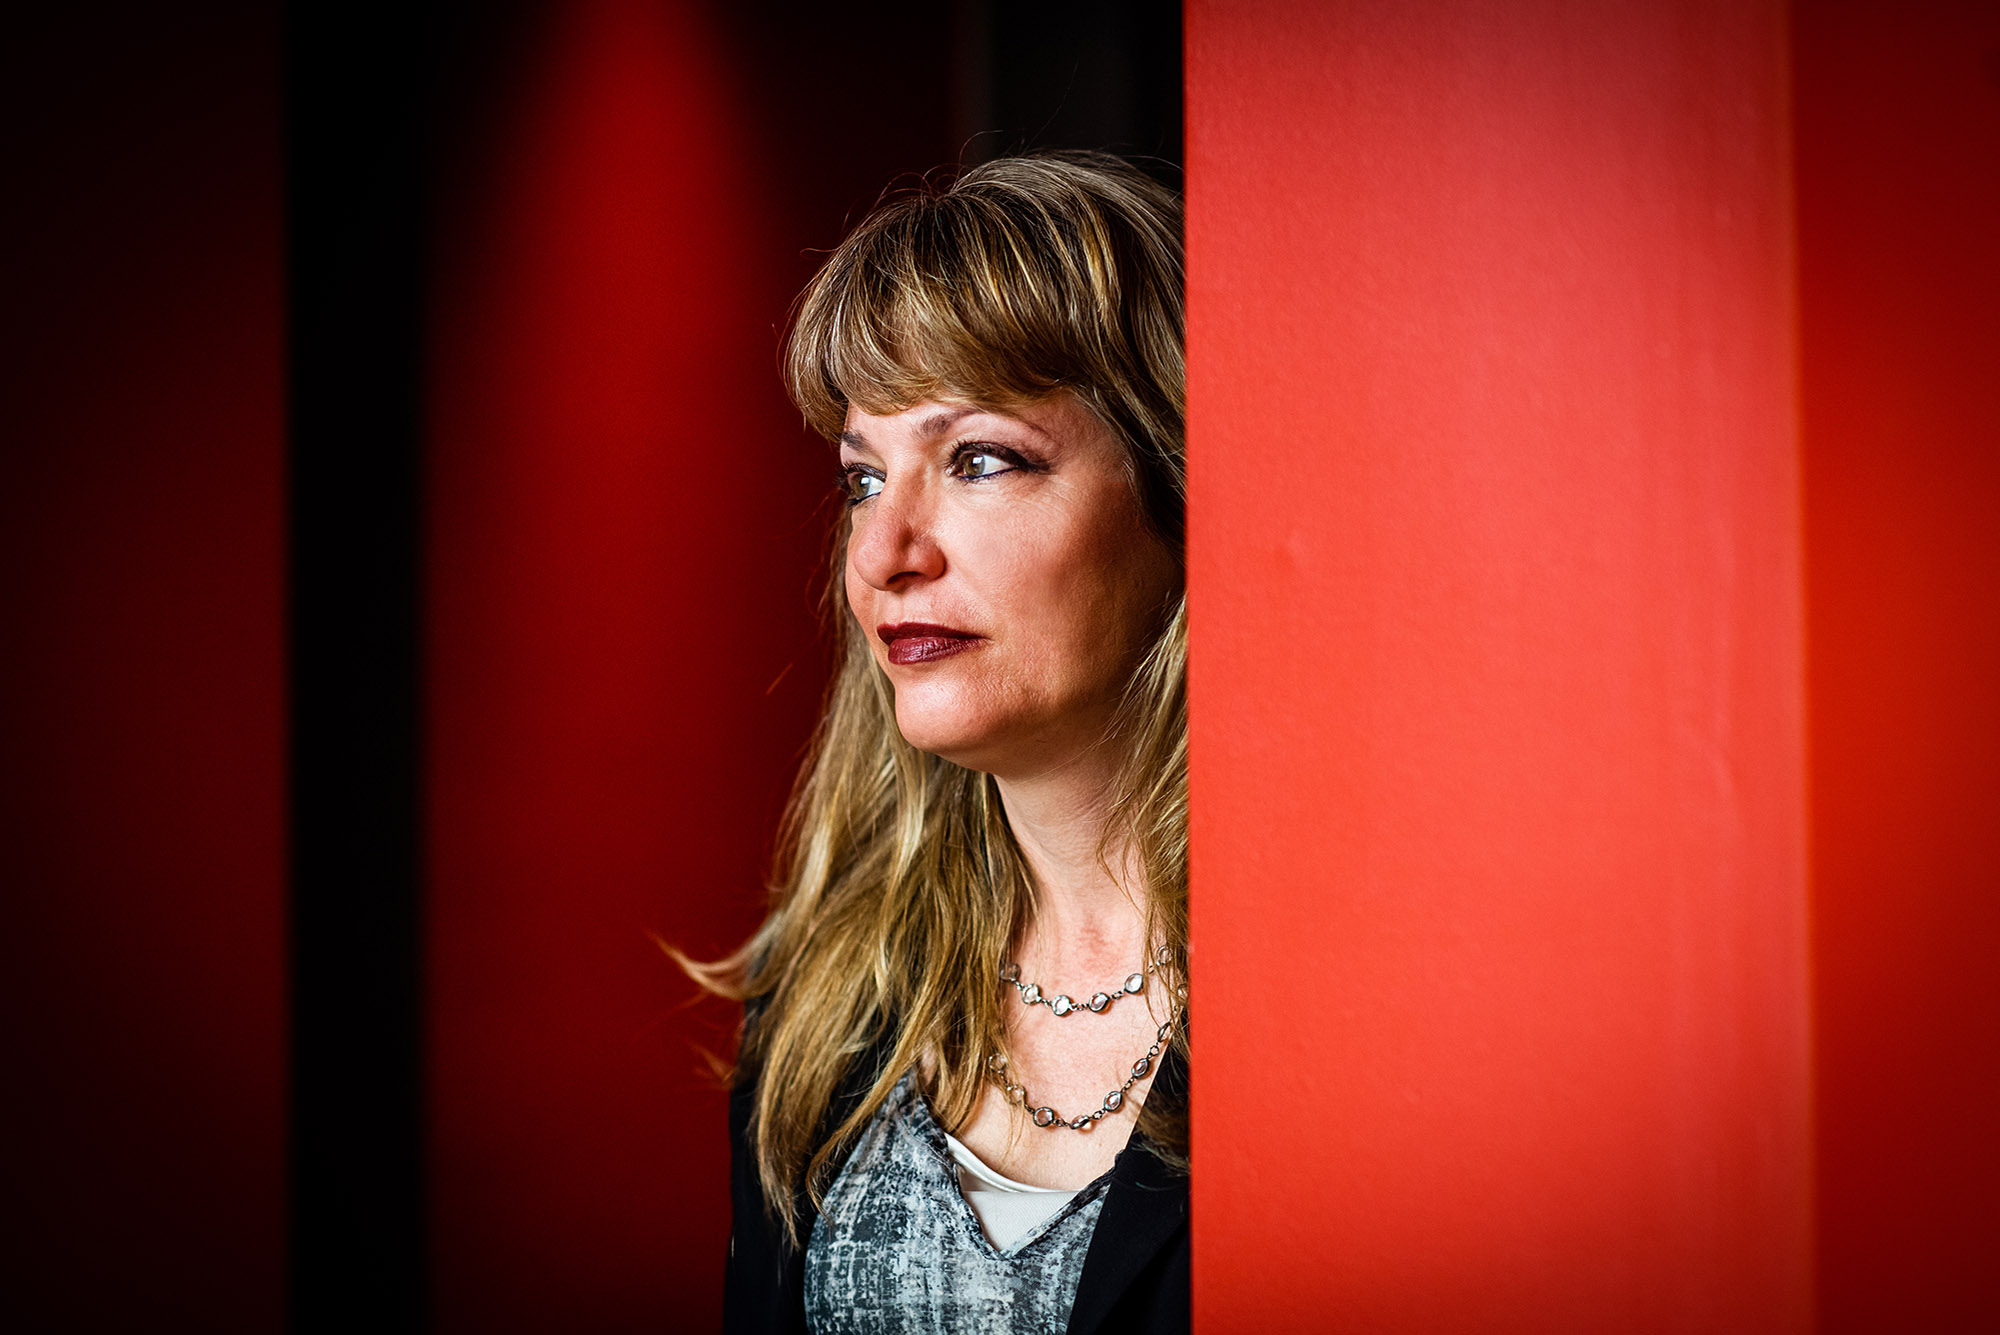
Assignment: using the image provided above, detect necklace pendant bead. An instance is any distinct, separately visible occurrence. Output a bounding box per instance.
[1123,973,1145,995]
[1088,991,1111,1012]
[1031,1106,1058,1128]
[1104,1090,1124,1112]
[1020,983,1041,1006]
[1050,994,1074,1016]
[999,963,1021,983]
[1070,1115,1093,1131]
[1132,1054,1152,1079]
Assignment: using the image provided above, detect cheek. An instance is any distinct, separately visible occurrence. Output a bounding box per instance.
[841,552,870,620]
[1063,508,1160,606]
[842,561,890,667]
[989,524,1144,672]
[1066,533,1175,669]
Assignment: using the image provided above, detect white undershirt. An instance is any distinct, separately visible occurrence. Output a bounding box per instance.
[940,1130,1082,1252]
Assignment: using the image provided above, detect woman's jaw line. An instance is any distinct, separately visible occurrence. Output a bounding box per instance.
[898,702,1128,803]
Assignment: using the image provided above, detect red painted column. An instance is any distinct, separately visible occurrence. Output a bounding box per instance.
[1186,2,1811,1328]
[1797,3,2000,1328]
[423,2,829,1327]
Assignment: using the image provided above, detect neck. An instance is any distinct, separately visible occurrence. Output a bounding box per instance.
[995,754,1150,974]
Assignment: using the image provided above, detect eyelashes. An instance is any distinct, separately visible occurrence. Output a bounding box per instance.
[839,464,884,505]
[837,442,1045,506]
[951,443,1034,480]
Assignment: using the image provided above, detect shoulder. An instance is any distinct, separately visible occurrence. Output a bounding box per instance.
[723,994,824,1335]
[722,1000,899,1335]
[722,1028,802,1333]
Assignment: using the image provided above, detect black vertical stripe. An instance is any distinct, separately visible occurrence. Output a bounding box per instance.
[284,3,437,1328]
[971,0,1185,182]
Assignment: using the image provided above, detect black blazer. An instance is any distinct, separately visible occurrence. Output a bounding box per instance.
[721,1022,1189,1334]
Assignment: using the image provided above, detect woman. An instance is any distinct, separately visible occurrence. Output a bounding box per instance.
[699,151,1189,1335]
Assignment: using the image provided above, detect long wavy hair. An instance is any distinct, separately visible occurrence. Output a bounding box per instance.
[685,152,1187,1239]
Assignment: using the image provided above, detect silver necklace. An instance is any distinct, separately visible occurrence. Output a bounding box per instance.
[987,1006,1181,1132]
[990,945,1187,1133]
[1000,945,1172,1017]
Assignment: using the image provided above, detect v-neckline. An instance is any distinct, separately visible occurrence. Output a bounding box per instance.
[899,1075,1113,1260]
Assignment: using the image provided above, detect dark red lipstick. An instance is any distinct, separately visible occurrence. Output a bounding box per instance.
[877,622,984,666]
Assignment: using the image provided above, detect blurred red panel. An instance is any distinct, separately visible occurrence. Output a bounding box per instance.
[424,1,834,1327]
[1797,2,2000,1328]
[0,7,285,1330]
[1186,1,1810,1328]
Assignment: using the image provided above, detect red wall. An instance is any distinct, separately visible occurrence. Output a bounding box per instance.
[0,7,286,1330]
[1186,2,1812,1328]
[421,1,951,1326]
[1797,3,2000,1328]
[425,5,810,1327]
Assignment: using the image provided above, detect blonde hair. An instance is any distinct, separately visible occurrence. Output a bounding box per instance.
[686,152,1187,1239]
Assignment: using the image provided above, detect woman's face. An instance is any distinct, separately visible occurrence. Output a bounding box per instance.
[839,394,1181,780]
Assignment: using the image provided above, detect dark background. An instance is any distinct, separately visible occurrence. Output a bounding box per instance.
[1,2,1178,1330]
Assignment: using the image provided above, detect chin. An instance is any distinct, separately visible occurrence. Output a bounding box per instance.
[891,698,1009,771]
[893,713,987,768]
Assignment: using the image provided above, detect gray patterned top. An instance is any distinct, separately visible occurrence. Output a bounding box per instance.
[804,1073,1109,1334]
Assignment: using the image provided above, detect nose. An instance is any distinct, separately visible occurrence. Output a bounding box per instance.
[847,478,945,592]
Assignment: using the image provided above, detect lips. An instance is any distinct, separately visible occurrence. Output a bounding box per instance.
[876,622,984,666]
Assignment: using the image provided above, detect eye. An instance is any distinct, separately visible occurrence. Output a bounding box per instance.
[951,445,1027,481]
[840,465,884,505]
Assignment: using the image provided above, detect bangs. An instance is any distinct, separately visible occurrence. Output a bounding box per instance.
[784,154,1184,449]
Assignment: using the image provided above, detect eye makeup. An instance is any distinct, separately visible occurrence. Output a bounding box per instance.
[839,463,884,505]
[837,438,1046,506]
[948,440,1046,481]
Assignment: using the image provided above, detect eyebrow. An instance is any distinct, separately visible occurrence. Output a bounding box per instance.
[838,407,981,452]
